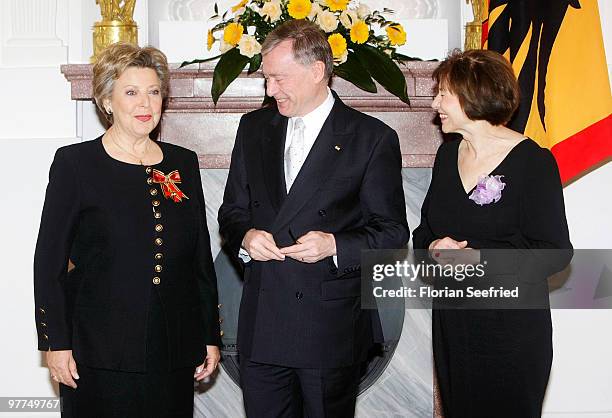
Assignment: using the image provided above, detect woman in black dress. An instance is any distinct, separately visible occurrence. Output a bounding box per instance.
[34,43,221,417]
[413,50,572,417]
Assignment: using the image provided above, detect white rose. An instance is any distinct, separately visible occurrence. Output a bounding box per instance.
[317,10,339,32]
[259,0,282,22]
[238,34,262,58]
[334,50,348,65]
[234,7,246,17]
[356,3,370,19]
[308,2,322,20]
[339,9,359,29]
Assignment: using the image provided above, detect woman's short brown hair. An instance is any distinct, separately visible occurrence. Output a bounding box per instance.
[92,42,169,122]
[261,20,334,81]
[433,49,519,126]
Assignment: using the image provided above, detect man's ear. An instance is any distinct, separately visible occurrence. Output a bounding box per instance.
[311,60,327,84]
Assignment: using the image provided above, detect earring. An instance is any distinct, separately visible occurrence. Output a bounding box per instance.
[106,107,112,115]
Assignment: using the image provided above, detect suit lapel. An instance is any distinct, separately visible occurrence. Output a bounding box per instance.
[271,97,354,234]
[262,113,288,213]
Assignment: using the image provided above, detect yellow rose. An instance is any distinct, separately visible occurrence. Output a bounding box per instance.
[325,0,349,12]
[334,50,348,65]
[386,24,406,46]
[328,33,347,58]
[223,22,244,46]
[287,0,312,19]
[238,34,262,58]
[231,0,248,13]
[317,10,339,33]
[207,29,215,51]
[350,20,369,44]
[260,0,282,22]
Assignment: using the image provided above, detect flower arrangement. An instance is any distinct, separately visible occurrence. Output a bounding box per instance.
[181,0,415,104]
[469,175,506,205]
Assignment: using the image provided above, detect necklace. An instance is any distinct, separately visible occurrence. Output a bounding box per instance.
[110,131,150,165]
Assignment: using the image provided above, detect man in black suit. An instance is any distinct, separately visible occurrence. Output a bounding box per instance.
[218,19,409,418]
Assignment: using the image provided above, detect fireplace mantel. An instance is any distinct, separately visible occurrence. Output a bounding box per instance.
[61,61,442,168]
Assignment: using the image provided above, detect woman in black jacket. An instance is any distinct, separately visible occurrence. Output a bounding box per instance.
[34,42,221,417]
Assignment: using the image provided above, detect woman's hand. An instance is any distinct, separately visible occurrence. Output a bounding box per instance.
[46,350,79,388]
[429,237,479,266]
[429,237,468,250]
[194,345,221,381]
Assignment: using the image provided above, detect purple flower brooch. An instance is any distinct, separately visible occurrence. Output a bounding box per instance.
[469,175,506,205]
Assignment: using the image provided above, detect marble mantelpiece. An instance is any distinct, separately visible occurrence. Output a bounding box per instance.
[61,61,443,169]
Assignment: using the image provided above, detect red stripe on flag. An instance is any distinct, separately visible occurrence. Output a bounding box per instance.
[551,114,612,184]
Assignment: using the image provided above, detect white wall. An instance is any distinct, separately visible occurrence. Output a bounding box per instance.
[0,1,610,417]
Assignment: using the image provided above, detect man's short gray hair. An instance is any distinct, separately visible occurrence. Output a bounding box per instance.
[262,20,334,80]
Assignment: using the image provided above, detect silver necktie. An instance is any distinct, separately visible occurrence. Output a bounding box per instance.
[285,118,305,191]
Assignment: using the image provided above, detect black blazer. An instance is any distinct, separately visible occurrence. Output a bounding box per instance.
[34,137,221,372]
[218,93,409,368]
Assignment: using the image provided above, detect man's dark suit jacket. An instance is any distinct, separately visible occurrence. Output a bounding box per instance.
[218,92,409,369]
[34,138,221,372]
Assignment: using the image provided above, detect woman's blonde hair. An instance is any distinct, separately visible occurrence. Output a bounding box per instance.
[92,42,169,123]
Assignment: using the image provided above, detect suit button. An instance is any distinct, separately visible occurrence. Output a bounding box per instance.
[154,265,163,273]
[220,330,224,337]
[318,209,327,217]
[153,277,161,285]
[150,188,158,196]
[147,177,154,185]
[155,238,163,246]
[152,200,160,207]
[252,200,260,208]
[155,253,163,260]
[145,167,152,174]
[43,334,48,340]
[39,308,45,314]
[41,322,47,327]
[295,291,303,300]
[155,224,163,232]
[154,211,162,219]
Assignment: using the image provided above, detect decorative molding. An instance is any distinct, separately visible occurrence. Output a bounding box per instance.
[1,0,67,66]
[61,61,443,168]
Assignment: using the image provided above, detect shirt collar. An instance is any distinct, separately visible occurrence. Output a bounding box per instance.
[289,87,335,131]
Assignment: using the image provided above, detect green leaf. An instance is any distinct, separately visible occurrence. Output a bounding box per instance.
[333,52,377,94]
[211,48,250,104]
[248,53,262,74]
[354,44,409,104]
[179,54,222,68]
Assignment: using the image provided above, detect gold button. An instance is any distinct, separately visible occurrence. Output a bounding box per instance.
[154,212,162,219]
[155,224,163,232]
[145,167,152,174]
[39,308,46,314]
[219,317,223,324]
[153,277,161,285]
[154,265,163,273]
[150,188,158,196]
[155,238,163,246]
[152,200,160,207]
[43,334,48,340]
[218,304,222,309]
[220,330,224,337]
[155,253,163,260]
[147,177,154,185]
[41,322,47,327]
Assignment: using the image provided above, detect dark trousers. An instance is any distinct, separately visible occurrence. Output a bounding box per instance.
[240,358,360,418]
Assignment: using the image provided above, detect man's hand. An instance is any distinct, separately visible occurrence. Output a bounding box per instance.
[242,229,285,261]
[194,345,221,381]
[46,350,79,388]
[280,231,336,263]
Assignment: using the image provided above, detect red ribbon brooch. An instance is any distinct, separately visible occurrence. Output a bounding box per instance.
[151,169,189,202]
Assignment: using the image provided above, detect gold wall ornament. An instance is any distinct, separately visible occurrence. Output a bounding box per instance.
[464,0,487,50]
[91,0,138,62]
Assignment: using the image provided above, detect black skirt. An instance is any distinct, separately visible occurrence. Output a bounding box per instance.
[60,290,195,418]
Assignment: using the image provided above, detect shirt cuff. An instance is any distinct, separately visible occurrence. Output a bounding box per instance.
[238,247,252,263]
[332,255,338,267]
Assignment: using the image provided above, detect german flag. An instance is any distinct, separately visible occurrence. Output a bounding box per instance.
[484,0,611,184]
